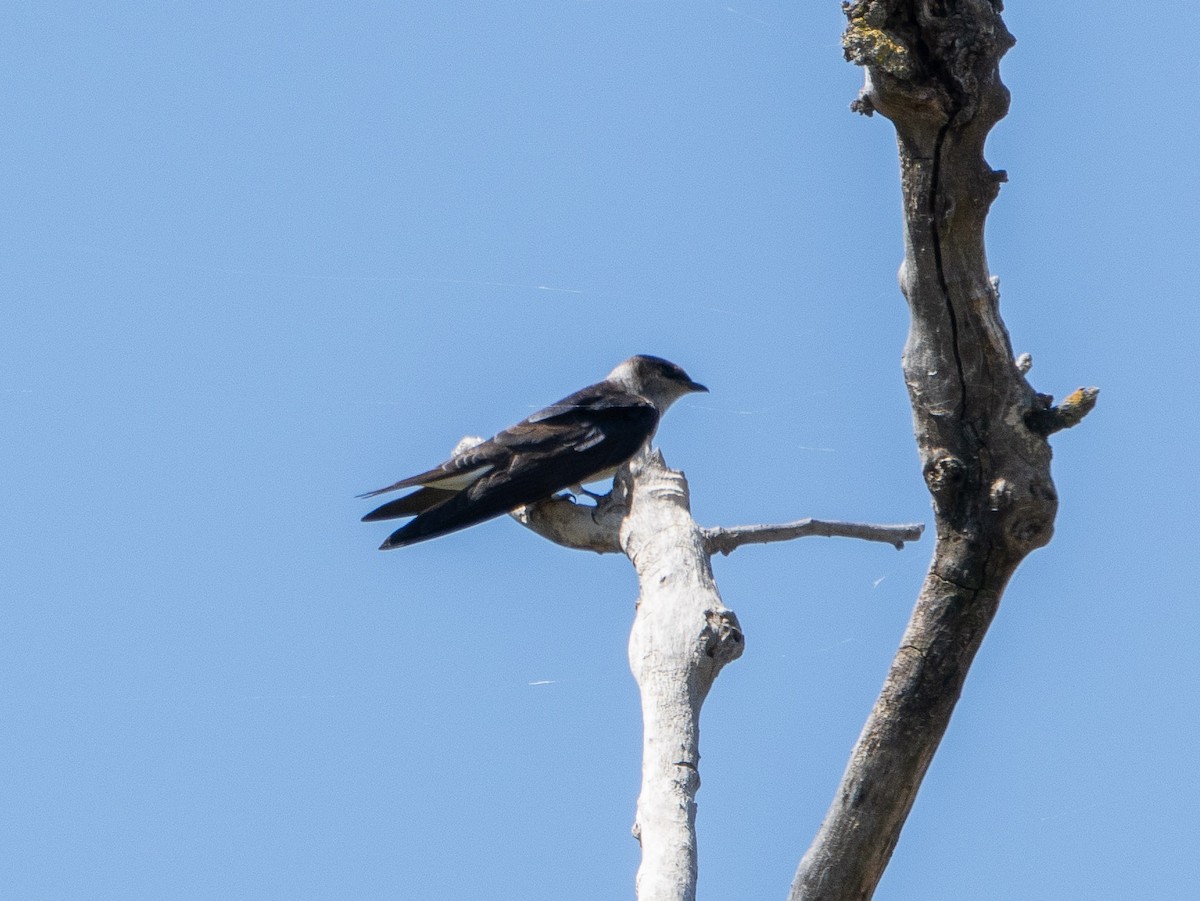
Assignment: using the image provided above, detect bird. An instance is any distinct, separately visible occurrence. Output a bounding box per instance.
[360,355,707,550]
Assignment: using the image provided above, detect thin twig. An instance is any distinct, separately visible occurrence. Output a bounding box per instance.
[702,519,925,556]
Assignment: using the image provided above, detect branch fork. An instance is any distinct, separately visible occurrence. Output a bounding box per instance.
[514,448,922,901]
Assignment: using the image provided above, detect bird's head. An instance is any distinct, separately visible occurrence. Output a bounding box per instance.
[607,355,708,411]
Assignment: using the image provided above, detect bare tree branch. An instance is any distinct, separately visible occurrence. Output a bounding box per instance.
[790,3,1097,899]
[620,449,743,901]
[1025,386,1101,437]
[702,519,924,556]
[515,501,924,558]
[511,493,624,554]
[513,445,921,900]
[514,450,744,901]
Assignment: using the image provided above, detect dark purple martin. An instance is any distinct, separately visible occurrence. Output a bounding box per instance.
[360,355,707,550]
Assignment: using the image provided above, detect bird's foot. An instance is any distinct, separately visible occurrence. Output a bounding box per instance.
[569,484,607,502]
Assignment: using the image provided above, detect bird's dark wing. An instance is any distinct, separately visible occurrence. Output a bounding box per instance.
[356,441,509,499]
[375,389,658,549]
[520,383,650,426]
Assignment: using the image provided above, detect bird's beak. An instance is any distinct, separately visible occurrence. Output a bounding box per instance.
[687,380,709,394]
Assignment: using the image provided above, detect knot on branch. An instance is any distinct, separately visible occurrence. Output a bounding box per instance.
[704,609,745,667]
[989,476,1057,554]
[924,453,968,502]
[924,451,1059,554]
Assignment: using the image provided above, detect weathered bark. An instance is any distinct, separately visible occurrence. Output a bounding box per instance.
[519,449,743,901]
[621,450,743,901]
[516,450,920,901]
[790,3,1096,899]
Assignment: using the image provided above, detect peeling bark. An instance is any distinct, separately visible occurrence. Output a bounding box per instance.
[790,3,1097,899]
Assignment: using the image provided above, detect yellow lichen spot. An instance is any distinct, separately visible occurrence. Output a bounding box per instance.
[1055,387,1100,428]
[843,17,914,79]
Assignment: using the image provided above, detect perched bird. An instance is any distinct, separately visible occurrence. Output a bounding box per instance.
[360,355,707,550]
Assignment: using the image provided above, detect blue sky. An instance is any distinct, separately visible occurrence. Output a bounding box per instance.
[2,3,1196,899]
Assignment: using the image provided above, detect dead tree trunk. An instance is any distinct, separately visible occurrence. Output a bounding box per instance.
[790,3,1097,899]
[516,449,922,901]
